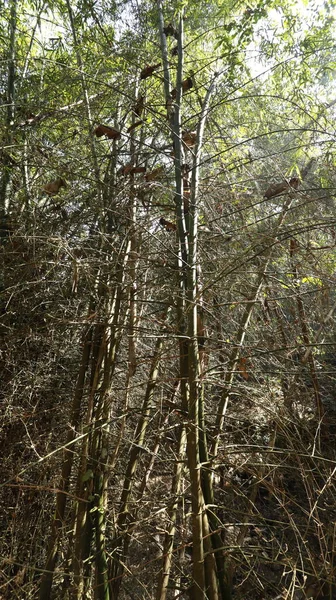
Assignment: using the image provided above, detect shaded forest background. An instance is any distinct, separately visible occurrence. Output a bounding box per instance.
[1,0,336,599]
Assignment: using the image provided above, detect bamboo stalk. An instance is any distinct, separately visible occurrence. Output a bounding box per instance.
[0,0,16,218]
[109,331,166,597]
[289,240,323,419]
[156,424,187,600]
[39,305,94,600]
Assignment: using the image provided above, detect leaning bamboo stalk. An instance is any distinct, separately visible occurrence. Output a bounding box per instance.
[169,11,205,597]
[199,198,298,600]
[157,4,218,595]
[157,0,171,101]
[39,0,119,587]
[186,74,220,600]
[156,0,188,415]
[109,330,166,597]
[225,425,278,592]
[65,0,102,202]
[19,4,46,208]
[38,301,95,600]
[72,323,108,599]
[135,378,180,506]
[211,197,296,459]
[85,84,145,597]
[91,348,120,600]
[115,409,175,598]
[72,241,133,598]
[289,240,323,418]
[95,465,110,600]
[0,0,16,217]
[126,78,141,380]
[156,424,187,600]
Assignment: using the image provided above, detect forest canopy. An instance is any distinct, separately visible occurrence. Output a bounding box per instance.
[1,1,336,599]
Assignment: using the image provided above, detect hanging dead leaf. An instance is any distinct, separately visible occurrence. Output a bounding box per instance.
[160,217,176,232]
[263,181,287,199]
[170,76,193,99]
[43,177,66,196]
[182,130,197,147]
[183,75,193,91]
[119,164,146,176]
[127,120,143,133]
[290,238,299,256]
[145,166,164,181]
[140,63,161,80]
[94,124,121,140]
[118,163,133,176]
[264,177,300,199]
[238,357,249,380]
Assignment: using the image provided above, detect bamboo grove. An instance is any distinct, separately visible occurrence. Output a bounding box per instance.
[1,0,336,599]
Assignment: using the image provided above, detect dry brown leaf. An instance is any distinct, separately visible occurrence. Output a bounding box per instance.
[290,238,299,256]
[131,166,147,174]
[238,357,249,380]
[119,164,147,176]
[170,77,193,99]
[264,177,300,199]
[94,124,121,140]
[43,177,66,196]
[118,163,133,176]
[160,217,176,232]
[145,166,164,181]
[140,63,161,80]
[182,131,196,147]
